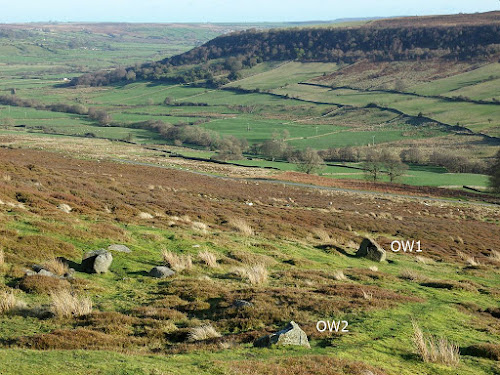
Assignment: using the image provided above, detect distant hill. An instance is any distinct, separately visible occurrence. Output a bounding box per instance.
[71,11,500,87]
[365,11,500,28]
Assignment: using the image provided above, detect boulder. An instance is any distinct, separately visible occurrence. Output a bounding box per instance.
[149,266,175,278]
[356,238,386,262]
[254,321,310,348]
[107,244,131,253]
[233,299,253,309]
[37,269,55,277]
[82,249,113,274]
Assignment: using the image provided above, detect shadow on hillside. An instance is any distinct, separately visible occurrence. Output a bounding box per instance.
[315,244,357,258]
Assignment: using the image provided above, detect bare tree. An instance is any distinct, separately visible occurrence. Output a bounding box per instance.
[363,148,384,182]
[292,148,324,174]
[260,139,287,161]
[489,150,500,194]
[381,149,408,182]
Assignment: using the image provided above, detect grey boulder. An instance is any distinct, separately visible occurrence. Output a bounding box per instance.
[233,299,253,309]
[107,244,131,253]
[149,266,175,278]
[254,321,310,348]
[82,249,113,274]
[356,238,386,262]
[37,269,55,277]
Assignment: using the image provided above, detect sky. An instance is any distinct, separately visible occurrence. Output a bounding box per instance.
[0,0,498,23]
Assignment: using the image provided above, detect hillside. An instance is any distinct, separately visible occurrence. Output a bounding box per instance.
[0,142,499,375]
[0,12,499,375]
[71,11,500,86]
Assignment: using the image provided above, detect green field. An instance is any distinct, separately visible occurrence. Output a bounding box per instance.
[0,23,498,192]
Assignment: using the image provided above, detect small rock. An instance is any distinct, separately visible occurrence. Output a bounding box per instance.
[149,266,175,278]
[82,249,113,274]
[107,244,131,253]
[24,269,37,277]
[254,321,310,348]
[356,238,386,262]
[233,299,253,309]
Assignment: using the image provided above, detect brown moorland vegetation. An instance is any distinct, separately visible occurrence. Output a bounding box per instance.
[0,148,498,265]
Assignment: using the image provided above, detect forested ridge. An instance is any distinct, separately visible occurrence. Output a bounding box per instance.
[71,16,500,87]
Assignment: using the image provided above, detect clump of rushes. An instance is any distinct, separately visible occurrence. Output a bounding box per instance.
[188,324,221,342]
[198,250,218,268]
[51,290,92,318]
[162,250,192,272]
[412,320,460,366]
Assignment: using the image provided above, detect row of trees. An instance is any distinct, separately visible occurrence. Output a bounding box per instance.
[0,93,114,126]
[320,145,489,174]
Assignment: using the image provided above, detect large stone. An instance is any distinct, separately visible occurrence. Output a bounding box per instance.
[356,238,386,262]
[82,249,113,274]
[149,266,175,278]
[107,244,132,253]
[254,321,310,348]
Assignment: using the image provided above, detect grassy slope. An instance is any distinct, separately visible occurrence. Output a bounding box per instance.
[0,146,499,375]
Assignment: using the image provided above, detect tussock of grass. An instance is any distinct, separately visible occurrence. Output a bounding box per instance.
[312,228,330,242]
[51,290,93,318]
[232,264,268,285]
[333,270,347,281]
[361,290,373,300]
[228,217,254,236]
[0,291,26,314]
[188,324,221,342]
[162,250,193,272]
[0,248,4,267]
[42,258,69,276]
[198,251,218,268]
[368,266,378,272]
[465,257,480,267]
[192,221,209,234]
[490,250,500,262]
[400,268,428,282]
[412,321,460,366]
[415,255,434,264]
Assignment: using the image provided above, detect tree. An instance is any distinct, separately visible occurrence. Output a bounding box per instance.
[489,150,500,193]
[88,108,111,126]
[260,139,287,161]
[381,149,408,182]
[1,117,14,127]
[400,146,425,164]
[363,148,384,182]
[293,148,324,174]
[214,136,248,161]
